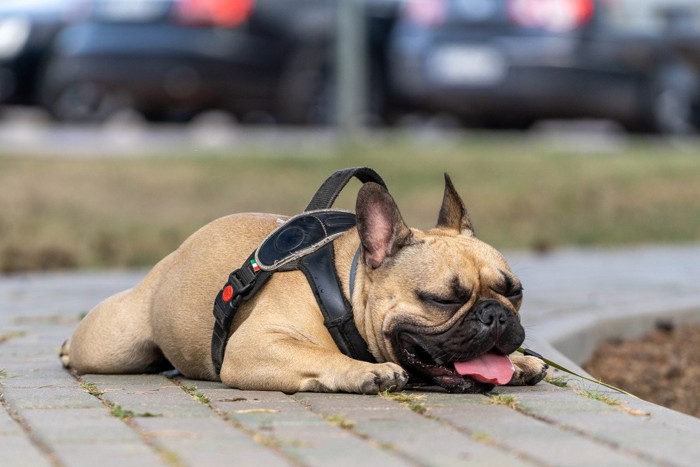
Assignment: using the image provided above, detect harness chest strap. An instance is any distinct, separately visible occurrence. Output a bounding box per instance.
[211,252,271,375]
[211,211,375,376]
[296,244,375,363]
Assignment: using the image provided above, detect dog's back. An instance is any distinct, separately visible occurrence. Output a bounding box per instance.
[61,213,286,380]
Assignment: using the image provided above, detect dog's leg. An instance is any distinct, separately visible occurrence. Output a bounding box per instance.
[61,288,170,374]
[220,334,407,394]
[507,354,548,386]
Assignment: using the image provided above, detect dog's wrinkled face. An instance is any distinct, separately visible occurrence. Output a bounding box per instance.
[382,233,524,393]
[355,176,525,393]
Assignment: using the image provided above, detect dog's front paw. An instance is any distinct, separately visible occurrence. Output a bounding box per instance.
[356,362,408,394]
[508,355,548,386]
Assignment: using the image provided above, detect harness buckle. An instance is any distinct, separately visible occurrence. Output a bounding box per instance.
[228,271,252,297]
[224,260,259,302]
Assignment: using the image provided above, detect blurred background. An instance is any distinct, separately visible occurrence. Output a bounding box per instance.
[1,0,700,273]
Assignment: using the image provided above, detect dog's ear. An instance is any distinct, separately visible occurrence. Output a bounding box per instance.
[356,182,413,269]
[437,173,474,236]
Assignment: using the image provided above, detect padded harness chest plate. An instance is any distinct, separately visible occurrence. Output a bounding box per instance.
[255,210,357,272]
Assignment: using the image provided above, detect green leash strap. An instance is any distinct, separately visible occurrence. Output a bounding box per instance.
[518,347,639,399]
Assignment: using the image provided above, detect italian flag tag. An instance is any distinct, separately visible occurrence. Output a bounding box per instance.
[250,259,261,272]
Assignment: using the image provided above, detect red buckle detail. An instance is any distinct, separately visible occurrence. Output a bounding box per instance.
[222,284,234,303]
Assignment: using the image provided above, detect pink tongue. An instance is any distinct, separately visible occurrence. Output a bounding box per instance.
[453,352,514,385]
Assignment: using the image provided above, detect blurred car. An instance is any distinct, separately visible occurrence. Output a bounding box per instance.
[666,5,700,75]
[37,0,335,123]
[37,0,402,124]
[0,0,88,107]
[388,0,700,133]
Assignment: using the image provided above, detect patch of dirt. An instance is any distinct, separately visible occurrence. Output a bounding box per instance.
[583,321,700,418]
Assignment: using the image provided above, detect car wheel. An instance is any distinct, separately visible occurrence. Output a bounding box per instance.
[631,64,699,135]
[141,109,197,123]
[44,81,132,123]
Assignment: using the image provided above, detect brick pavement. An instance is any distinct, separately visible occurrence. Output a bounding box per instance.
[2,246,700,466]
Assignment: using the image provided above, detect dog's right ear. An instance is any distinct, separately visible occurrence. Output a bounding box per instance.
[437,173,474,236]
[356,182,413,269]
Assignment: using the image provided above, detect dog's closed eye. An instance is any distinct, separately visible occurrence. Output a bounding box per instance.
[506,287,523,306]
[418,292,468,312]
[417,279,472,312]
[491,270,523,305]
[418,276,472,313]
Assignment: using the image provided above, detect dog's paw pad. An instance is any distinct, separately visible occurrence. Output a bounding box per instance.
[359,363,408,394]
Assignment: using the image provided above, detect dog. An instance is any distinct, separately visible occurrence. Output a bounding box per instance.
[61,173,547,394]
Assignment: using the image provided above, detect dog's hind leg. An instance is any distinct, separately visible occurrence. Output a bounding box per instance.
[61,287,170,374]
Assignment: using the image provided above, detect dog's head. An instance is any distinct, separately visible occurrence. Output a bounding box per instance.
[354,175,525,393]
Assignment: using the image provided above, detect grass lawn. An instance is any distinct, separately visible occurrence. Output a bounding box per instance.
[1,130,699,272]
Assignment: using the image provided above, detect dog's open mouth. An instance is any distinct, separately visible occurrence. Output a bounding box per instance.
[398,334,515,393]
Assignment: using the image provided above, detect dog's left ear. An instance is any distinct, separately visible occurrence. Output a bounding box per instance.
[437,173,474,236]
[356,182,413,269]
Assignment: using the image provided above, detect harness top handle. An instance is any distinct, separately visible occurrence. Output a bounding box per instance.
[304,167,387,212]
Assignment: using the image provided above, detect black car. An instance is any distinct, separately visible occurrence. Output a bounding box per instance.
[37,0,335,123]
[37,0,402,124]
[0,0,88,107]
[388,0,700,133]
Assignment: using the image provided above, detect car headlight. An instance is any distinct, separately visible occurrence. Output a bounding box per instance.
[0,17,31,60]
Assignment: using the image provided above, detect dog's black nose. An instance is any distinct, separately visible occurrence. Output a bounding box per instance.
[475,300,509,328]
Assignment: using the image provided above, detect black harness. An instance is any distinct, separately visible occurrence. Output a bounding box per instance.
[211,167,386,375]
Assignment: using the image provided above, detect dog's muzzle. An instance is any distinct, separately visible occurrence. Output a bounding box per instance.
[394,299,525,393]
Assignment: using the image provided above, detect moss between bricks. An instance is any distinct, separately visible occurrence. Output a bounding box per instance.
[323,413,356,430]
[181,385,211,406]
[379,391,428,414]
[574,388,650,417]
[486,394,520,410]
[110,404,159,420]
[80,381,104,397]
[546,376,570,388]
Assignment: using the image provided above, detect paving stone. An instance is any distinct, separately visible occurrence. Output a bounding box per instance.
[423,391,654,466]
[11,407,167,465]
[0,407,51,466]
[512,389,700,466]
[2,386,105,410]
[0,436,52,467]
[136,416,289,466]
[297,391,537,467]
[80,376,292,465]
[19,408,143,444]
[82,374,176,388]
[50,441,168,467]
[82,375,213,419]
[0,362,78,389]
[202,388,409,467]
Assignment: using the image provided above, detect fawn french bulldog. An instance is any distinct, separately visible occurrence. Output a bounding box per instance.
[61,173,547,394]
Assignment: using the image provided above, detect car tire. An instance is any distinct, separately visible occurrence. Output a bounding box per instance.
[141,109,197,123]
[42,80,132,123]
[629,63,699,135]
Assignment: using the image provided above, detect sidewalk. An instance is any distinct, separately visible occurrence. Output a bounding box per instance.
[2,245,700,466]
